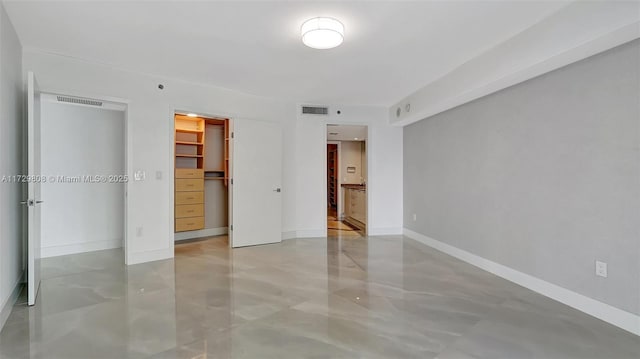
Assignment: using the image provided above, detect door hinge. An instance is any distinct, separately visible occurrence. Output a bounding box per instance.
[231,132,234,138]
[230,225,233,231]
[230,178,233,185]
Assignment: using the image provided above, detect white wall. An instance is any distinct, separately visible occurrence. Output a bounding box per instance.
[340,141,364,185]
[23,49,404,264]
[0,3,23,329]
[24,48,297,264]
[40,101,125,257]
[362,141,367,183]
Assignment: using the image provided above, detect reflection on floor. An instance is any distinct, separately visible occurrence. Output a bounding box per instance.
[327,207,364,237]
[1,236,638,358]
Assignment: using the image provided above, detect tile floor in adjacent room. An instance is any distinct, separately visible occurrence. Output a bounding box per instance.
[327,208,364,238]
[0,235,639,359]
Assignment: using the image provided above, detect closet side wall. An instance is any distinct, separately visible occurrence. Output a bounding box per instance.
[204,123,228,229]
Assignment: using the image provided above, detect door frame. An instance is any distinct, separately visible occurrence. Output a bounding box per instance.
[326,141,342,219]
[170,108,235,252]
[33,87,131,264]
[38,91,129,260]
[323,124,370,236]
[25,82,131,293]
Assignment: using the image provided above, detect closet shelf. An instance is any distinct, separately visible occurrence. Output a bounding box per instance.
[175,114,229,234]
[176,141,203,146]
[175,128,204,134]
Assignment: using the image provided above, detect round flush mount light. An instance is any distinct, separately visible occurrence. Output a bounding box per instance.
[301,17,344,49]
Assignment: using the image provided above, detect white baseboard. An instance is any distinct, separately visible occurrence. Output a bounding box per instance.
[281,231,297,240]
[403,228,640,336]
[126,247,173,265]
[295,229,327,238]
[42,239,123,258]
[368,227,403,236]
[0,276,24,331]
[174,227,228,241]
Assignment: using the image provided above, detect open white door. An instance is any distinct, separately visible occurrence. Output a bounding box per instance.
[230,119,282,247]
[26,72,42,305]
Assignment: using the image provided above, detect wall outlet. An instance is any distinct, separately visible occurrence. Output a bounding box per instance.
[413,213,417,221]
[595,260,607,278]
[136,227,143,237]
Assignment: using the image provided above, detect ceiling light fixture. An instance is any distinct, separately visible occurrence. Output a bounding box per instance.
[186,113,198,117]
[301,17,344,49]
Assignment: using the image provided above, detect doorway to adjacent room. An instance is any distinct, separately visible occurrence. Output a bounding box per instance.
[326,124,367,237]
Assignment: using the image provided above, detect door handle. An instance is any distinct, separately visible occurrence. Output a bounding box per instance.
[273,188,281,192]
[36,200,44,204]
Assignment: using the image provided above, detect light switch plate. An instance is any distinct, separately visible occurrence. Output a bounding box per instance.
[134,170,146,181]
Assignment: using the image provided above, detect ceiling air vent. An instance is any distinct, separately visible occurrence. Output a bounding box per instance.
[57,95,103,107]
[302,105,328,115]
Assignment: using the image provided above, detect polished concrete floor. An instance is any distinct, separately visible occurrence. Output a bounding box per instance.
[1,235,639,358]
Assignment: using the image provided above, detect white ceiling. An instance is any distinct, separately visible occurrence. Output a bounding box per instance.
[4,1,569,106]
[327,125,367,142]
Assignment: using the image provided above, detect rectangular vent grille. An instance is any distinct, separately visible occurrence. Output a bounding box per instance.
[57,96,103,107]
[302,106,328,115]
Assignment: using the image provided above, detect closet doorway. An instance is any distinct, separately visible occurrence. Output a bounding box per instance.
[40,93,127,258]
[173,114,230,241]
[326,124,367,237]
[173,113,283,248]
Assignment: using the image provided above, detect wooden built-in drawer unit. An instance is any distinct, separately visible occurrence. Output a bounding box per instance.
[175,216,205,232]
[175,168,204,179]
[175,191,204,205]
[174,114,229,234]
[176,178,204,192]
[175,204,204,218]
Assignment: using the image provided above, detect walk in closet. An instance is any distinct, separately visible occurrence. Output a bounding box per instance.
[174,114,230,239]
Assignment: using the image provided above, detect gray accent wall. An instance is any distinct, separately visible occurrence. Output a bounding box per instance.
[404,39,640,315]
